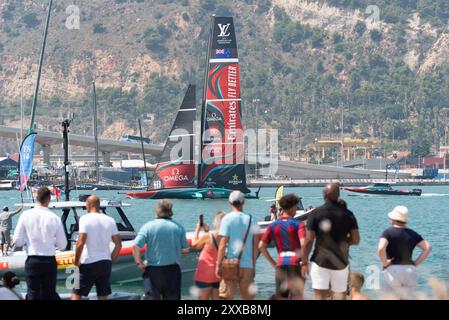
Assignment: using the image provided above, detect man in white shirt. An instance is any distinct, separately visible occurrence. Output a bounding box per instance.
[71,195,122,300]
[13,187,67,300]
[0,206,23,256]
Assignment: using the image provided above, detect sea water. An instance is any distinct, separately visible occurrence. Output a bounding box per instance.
[1,186,448,299]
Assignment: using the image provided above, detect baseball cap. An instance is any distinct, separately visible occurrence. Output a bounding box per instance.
[229,191,245,205]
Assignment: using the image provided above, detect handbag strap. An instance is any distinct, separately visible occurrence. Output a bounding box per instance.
[211,233,219,249]
[237,215,253,260]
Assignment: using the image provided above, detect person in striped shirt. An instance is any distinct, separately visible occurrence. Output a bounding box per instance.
[259,194,306,300]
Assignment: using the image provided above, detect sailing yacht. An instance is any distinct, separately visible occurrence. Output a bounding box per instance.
[126,16,259,200]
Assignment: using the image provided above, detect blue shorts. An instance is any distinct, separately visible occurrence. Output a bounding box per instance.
[73,260,112,297]
[196,281,220,289]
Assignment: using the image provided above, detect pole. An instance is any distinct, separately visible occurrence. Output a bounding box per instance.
[198,15,215,187]
[255,99,259,178]
[392,122,395,145]
[341,103,344,167]
[62,119,71,201]
[20,79,24,142]
[92,81,100,184]
[29,0,53,133]
[138,119,149,189]
[253,98,261,177]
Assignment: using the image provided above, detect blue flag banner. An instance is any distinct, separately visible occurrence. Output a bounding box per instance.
[19,132,37,192]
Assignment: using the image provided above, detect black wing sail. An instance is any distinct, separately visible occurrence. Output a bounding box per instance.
[149,84,197,190]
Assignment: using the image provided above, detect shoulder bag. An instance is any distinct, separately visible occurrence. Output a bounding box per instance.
[221,215,253,281]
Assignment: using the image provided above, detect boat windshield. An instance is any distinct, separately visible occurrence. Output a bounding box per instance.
[372,183,392,188]
[297,200,305,211]
[48,206,134,242]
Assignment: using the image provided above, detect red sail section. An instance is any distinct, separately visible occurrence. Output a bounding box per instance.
[151,162,196,190]
[206,64,240,101]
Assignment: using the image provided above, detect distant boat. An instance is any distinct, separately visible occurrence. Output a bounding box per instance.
[126,16,259,200]
[31,186,64,200]
[259,187,314,230]
[0,180,15,191]
[341,182,422,196]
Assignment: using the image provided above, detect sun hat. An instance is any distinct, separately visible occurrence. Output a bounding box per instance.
[388,205,408,223]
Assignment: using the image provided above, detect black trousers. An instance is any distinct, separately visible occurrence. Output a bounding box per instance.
[143,264,181,300]
[25,256,60,300]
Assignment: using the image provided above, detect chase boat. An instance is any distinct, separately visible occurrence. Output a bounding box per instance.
[341,182,422,196]
[0,199,200,289]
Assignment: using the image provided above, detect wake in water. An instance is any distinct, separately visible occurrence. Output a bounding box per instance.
[420,193,449,197]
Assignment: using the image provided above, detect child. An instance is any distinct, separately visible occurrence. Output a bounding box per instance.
[0,271,23,300]
[349,272,370,300]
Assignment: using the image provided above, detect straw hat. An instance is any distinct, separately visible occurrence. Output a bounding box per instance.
[388,206,408,223]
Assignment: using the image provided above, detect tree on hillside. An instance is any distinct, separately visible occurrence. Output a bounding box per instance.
[93,23,107,34]
[410,126,433,159]
[199,0,215,11]
[354,21,366,37]
[21,12,40,28]
[370,29,382,42]
[144,26,170,57]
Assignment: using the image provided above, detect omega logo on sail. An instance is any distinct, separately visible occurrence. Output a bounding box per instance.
[207,112,223,122]
[164,168,189,182]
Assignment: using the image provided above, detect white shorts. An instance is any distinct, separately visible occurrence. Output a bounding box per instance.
[310,262,349,293]
[382,265,417,299]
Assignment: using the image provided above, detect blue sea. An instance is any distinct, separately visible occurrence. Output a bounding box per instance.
[1,186,448,299]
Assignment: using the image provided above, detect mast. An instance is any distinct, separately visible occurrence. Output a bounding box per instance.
[138,119,149,190]
[62,119,71,201]
[29,0,53,133]
[92,81,100,184]
[198,15,215,188]
[20,79,24,142]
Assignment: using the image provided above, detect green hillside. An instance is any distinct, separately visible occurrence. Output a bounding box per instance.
[0,0,448,162]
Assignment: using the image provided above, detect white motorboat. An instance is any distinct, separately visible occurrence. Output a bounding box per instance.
[0,199,200,291]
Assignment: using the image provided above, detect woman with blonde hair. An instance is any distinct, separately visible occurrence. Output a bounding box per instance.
[191,211,226,300]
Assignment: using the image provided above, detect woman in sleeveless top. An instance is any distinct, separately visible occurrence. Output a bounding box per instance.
[191,211,226,300]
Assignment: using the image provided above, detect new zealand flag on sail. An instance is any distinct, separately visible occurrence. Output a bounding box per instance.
[215,49,233,58]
